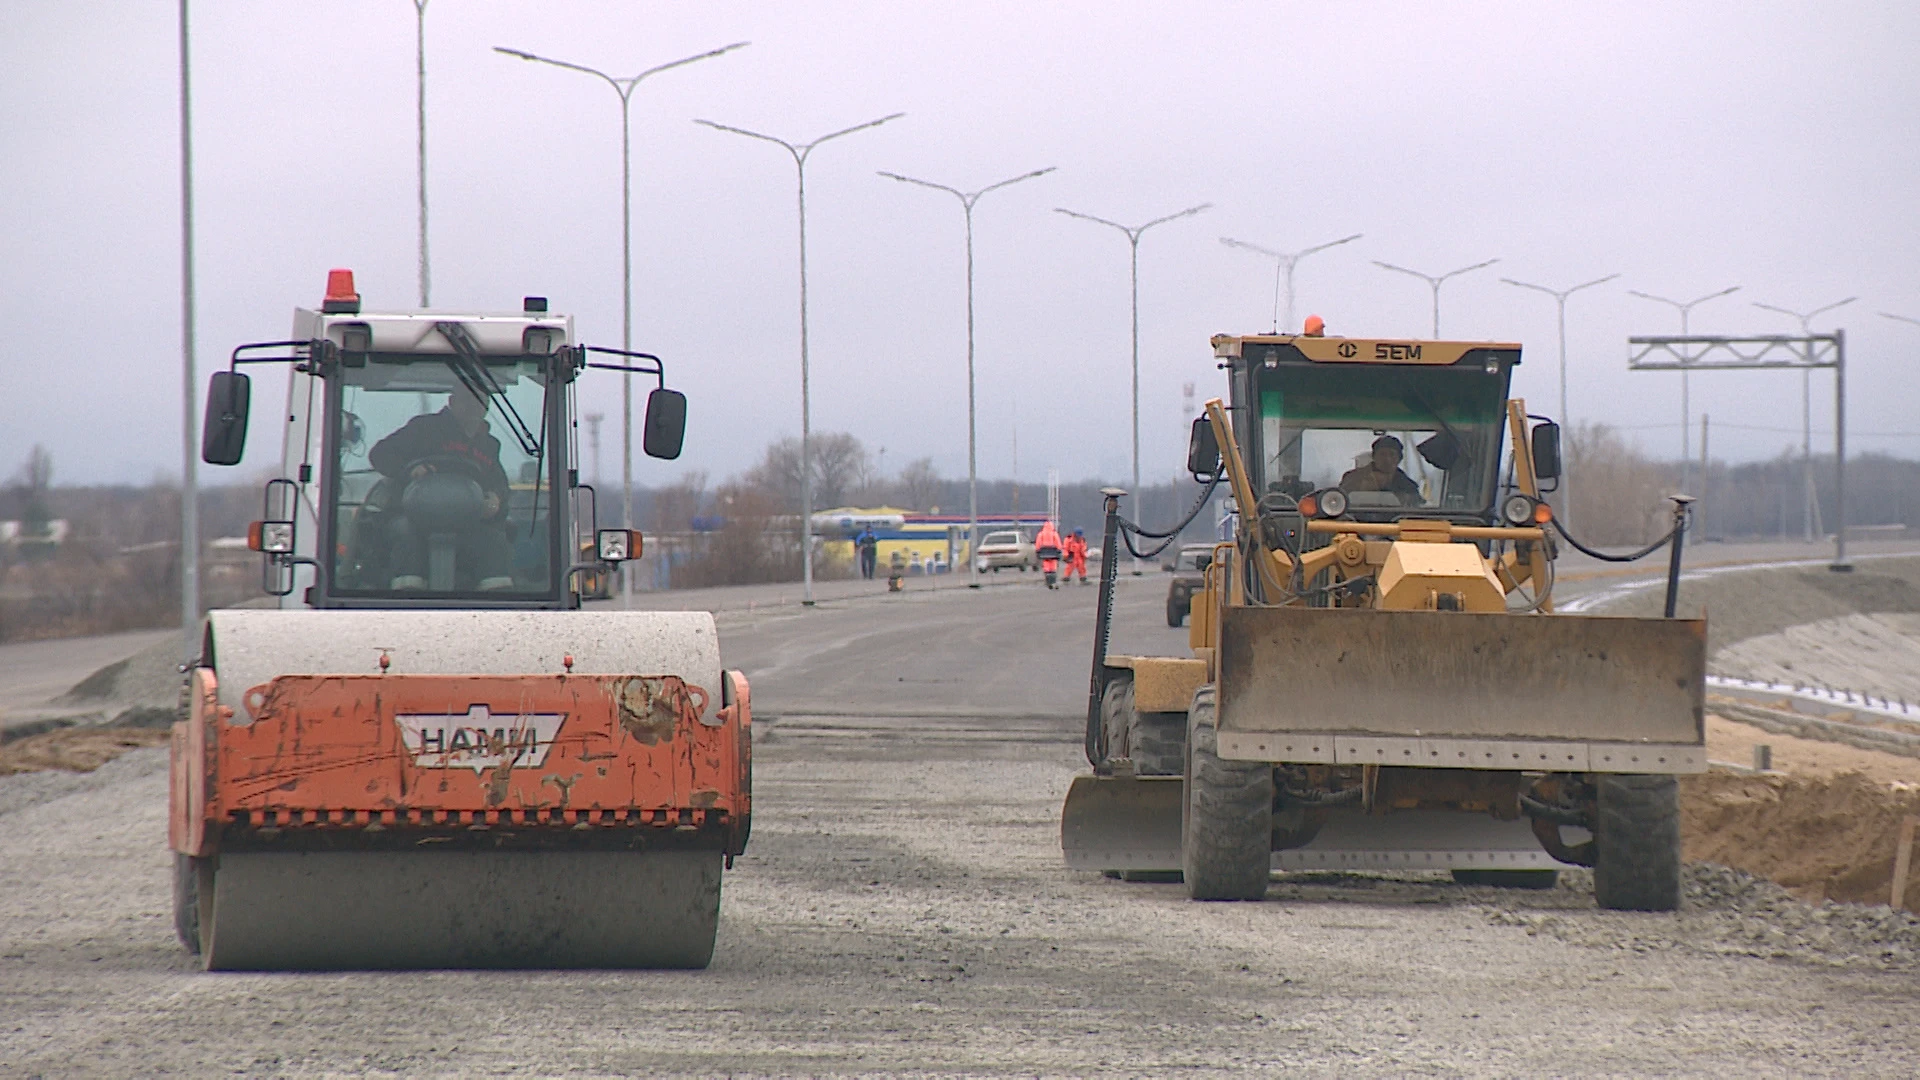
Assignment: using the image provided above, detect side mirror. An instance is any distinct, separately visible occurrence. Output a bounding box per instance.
[201,371,251,466]
[643,388,687,460]
[1187,416,1221,478]
[1531,421,1562,481]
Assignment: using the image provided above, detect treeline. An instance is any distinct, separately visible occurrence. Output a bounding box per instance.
[5,426,1915,640]
[1558,423,1920,545]
[0,448,267,642]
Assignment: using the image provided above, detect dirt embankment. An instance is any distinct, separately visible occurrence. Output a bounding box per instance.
[1685,769,1920,909]
[0,725,170,776]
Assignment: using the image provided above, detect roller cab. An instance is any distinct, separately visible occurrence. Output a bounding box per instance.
[175,275,745,969]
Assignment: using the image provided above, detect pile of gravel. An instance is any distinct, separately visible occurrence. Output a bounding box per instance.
[1484,863,1920,970]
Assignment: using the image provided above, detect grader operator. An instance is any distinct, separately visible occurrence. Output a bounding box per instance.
[1062,331,1704,911]
[172,271,750,969]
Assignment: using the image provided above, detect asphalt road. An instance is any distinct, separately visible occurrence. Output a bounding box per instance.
[3,555,1920,1075]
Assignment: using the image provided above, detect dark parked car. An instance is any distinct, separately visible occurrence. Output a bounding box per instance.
[1164,543,1215,626]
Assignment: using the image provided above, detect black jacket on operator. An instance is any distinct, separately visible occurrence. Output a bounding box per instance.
[368,409,513,505]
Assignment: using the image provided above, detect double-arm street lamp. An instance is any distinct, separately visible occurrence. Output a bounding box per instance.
[495,41,749,608]
[1626,286,1741,491]
[1501,272,1620,531]
[1220,233,1363,334]
[878,166,1055,589]
[1754,297,1857,541]
[1055,203,1211,549]
[695,114,906,605]
[1373,258,1500,338]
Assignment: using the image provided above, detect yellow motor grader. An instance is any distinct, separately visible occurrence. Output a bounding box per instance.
[1061,332,1704,910]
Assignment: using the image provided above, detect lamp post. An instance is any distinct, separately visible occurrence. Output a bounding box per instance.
[1055,202,1211,558]
[496,41,748,608]
[1626,286,1740,492]
[1754,298,1857,541]
[1372,258,1500,338]
[1220,233,1363,333]
[878,166,1055,589]
[1500,273,1620,531]
[178,0,199,662]
[414,0,430,308]
[695,114,905,605]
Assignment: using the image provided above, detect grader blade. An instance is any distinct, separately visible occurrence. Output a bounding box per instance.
[1060,775,1183,873]
[1216,606,1707,761]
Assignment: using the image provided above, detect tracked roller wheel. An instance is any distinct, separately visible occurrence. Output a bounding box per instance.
[197,850,721,970]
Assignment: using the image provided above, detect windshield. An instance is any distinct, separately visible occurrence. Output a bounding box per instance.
[1254,362,1508,516]
[329,354,558,598]
[984,532,1021,545]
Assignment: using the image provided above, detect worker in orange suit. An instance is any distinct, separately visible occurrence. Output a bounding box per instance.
[1034,519,1064,589]
[1062,528,1089,585]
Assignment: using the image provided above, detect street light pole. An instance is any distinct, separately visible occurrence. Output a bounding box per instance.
[496,42,748,608]
[1626,286,1740,493]
[1055,203,1211,557]
[1220,233,1363,333]
[1754,298,1857,541]
[1373,258,1500,338]
[1501,273,1619,531]
[696,114,905,605]
[878,166,1055,590]
[178,0,199,662]
[414,0,430,308]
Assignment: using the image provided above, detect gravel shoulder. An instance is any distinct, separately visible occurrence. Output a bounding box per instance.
[5,723,1920,1077]
[3,569,1919,1075]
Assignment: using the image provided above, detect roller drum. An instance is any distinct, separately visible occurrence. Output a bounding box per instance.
[202,850,721,970]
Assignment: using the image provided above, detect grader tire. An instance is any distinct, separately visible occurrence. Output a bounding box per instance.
[1102,675,1185,777]
[1593,774,1682,912]
[1182,687,1272,901]
[1099,676,1133,765]
[1129,711,1186,777]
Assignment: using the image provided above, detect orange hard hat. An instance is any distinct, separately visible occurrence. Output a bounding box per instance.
[1303,314,1325,336]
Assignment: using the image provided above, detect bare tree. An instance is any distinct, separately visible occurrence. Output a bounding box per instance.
[647,471,709,533]
[744,432,872,511]
[893,457,941,510]
[1563,422,1672,546]
[810,433,871,508]
[12,445,54,537]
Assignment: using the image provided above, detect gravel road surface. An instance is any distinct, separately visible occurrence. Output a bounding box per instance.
[4,569,1919,1076]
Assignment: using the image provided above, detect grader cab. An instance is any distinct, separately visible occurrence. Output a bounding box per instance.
[1062,332,1704,910]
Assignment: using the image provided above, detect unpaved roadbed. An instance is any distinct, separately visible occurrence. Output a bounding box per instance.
[5,738,1920,1077]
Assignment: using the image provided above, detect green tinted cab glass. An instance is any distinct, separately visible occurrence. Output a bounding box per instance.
[1255,361,1508,515]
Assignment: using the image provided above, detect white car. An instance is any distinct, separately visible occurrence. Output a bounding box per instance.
[973,530,1038,572]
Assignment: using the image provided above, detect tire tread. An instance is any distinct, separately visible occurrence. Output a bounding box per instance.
[1593,774,1681,912]
[1183,687,1272,901]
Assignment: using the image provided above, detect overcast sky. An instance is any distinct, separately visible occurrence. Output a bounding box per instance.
[4,1,1917,491]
